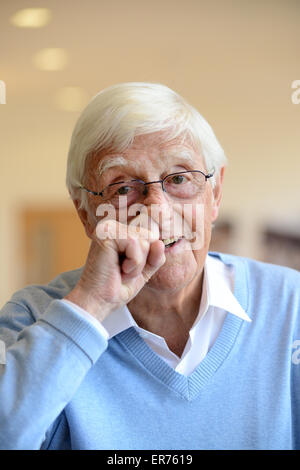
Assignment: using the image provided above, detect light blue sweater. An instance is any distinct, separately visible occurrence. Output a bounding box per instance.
[0,252,300,450]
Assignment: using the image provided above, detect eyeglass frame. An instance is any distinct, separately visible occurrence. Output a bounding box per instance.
[79,169,215,200]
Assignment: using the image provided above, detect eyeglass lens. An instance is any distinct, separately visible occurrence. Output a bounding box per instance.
[101,171,207,208]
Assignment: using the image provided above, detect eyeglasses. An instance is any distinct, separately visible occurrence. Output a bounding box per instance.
[80,169,215,208]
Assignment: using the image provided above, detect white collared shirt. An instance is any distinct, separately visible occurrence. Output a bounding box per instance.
[62,254,251,376]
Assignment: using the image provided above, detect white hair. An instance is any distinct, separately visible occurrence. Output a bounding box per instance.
[66,82,227,210]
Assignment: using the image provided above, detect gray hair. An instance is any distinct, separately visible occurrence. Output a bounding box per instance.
[66,82,227,210]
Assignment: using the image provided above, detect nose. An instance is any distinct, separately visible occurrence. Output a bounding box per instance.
[142,181,168,205]
[141,183,175,238]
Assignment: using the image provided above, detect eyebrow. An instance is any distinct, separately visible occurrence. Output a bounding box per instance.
[97,149,197,177]
[98,156,129,177]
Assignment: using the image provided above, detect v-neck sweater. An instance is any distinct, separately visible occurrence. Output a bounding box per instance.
[62,254,251,376]
[0,252,300,449]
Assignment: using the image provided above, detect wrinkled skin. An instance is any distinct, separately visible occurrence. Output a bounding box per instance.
[66,132,224,356]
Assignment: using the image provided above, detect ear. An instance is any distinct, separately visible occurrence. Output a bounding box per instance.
[72,198,94,239]
[211,167,225,222]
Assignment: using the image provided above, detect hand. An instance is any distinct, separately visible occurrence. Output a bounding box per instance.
[64,219,166,323]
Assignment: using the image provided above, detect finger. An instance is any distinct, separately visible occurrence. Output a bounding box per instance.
[96,219,157,250]
[123,238,163,276]
[120,240,165,302]
[95,220,160,278]
[147,239,165,267]
[142,240,166,281]
[121,238,148,275]
[128,212,160,240]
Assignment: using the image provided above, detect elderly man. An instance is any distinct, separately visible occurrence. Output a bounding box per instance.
[0,82,300,450]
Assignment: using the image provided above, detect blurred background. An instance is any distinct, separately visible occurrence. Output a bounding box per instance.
[0,0,300,305]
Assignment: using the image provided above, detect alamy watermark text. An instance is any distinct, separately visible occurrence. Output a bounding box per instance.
[0,80,6,104]
[291,80,300,104]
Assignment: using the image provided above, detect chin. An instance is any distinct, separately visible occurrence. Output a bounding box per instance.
[146,261,198,293]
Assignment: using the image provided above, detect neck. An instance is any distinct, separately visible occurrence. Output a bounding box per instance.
[127,269,204,356]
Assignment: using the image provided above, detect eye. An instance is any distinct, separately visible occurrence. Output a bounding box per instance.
[171,174,187,184]
[116,185,132,195]
[103,181,143,208]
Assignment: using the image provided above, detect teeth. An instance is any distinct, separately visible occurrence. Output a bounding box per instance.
[162,237,179,246]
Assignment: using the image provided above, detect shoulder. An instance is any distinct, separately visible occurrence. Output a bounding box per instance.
[209,251,300,288]
[3,267,84,321]
[209,252,300,324]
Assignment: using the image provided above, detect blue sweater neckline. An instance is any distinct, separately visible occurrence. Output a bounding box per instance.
[115,252,250,401]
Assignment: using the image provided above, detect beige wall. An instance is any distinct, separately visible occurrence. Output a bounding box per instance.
[1,0,300,304]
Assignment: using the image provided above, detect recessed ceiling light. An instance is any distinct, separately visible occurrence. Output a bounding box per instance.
[54,87,90,112]
[33,48,68,71]
[10,8,52,28]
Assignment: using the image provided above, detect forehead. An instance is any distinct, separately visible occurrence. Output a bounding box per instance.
[88,133,203,178]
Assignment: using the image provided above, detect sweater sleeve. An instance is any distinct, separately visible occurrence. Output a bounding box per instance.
[0,298,108,450]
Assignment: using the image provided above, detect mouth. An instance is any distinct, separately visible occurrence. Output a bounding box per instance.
[161,236,183,249]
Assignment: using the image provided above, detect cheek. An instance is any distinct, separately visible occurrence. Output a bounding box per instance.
[186,198,213,255]
[95,201,119,224]
[181,197,213,239]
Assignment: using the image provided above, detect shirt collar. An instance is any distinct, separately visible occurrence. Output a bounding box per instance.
[101,254,251,340]
[203,254,251,322]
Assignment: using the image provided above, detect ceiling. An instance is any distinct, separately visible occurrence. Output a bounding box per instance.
[1,0,300,112]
